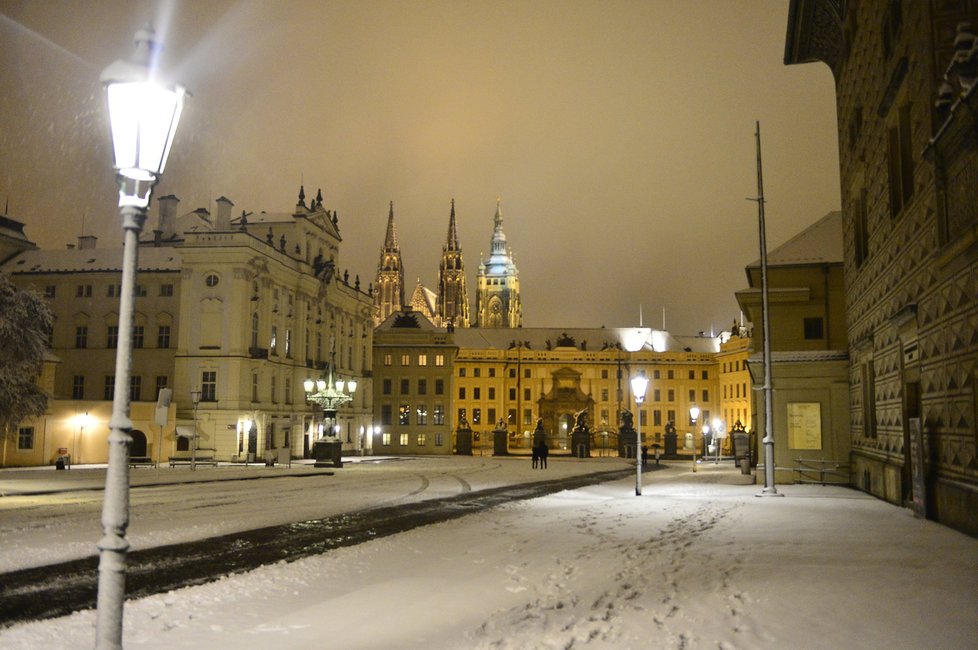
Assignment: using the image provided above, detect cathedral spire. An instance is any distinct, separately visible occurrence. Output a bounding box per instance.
[477,198,521,328]
[438,198,469,328]
[446,198,460,251]
[384,201,398,248]
[374,201,405,325]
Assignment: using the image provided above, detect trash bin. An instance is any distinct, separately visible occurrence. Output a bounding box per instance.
[55,457,66,470]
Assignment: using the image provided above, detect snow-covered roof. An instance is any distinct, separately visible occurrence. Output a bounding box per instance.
[747,210,842,268]
[376,309,441,331]
[375,312,719,353]
[451,328,717,354]
[1,246,182,274]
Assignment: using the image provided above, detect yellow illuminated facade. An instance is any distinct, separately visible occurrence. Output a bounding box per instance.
[373,311,751,456]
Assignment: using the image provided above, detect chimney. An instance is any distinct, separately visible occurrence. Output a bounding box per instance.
[215,196,233,230]
[157,195,180,238]
[77,235,97,250]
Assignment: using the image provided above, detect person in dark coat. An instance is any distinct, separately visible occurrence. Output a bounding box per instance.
[531,445,540,469]
[539,442,549,469]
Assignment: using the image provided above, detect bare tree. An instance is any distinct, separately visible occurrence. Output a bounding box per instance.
[0,274,53,453]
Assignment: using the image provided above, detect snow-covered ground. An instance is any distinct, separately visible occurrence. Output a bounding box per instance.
[1,459,977,649]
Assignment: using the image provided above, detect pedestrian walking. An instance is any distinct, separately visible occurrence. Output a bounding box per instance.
[531,445,539,469]
[540,442,548,469]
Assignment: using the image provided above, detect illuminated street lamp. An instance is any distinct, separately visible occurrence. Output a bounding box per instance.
[96,25,186,649]
[620,326,650,495]
[689,405,700,472]
[304,362,356,468]
[73,411,91,467]
[630,373,649,496]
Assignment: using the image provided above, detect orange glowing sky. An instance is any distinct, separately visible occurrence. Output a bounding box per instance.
[0,0,840,334]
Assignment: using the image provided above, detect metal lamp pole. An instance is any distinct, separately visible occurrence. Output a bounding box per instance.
[752,121,781,497]
[630,374,649,496]
[190,388,201,471]
[689,406,699,472]
[96,26,185,649]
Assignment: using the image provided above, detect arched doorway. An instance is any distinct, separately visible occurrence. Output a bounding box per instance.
[130,430,148,457]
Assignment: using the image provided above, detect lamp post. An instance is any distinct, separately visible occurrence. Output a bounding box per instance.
[96,25,185,649]
[73,412,90,467]
[190,388,201,471]
[303,362,356,468]
[630,374,649,496]
[689,405,699,472]
[620,326,651,496]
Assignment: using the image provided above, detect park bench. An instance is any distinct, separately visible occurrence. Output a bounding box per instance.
[168,456,218,468]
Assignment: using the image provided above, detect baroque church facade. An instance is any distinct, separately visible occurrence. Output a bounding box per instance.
[373,199,520,329]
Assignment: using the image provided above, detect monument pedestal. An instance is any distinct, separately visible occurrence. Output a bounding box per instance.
[455,427,473,455]
[312,439,343,468]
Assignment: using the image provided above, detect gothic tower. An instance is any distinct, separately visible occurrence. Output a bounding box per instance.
[437,199,470,328]
[476,199,521,328]
[374,201,404,325]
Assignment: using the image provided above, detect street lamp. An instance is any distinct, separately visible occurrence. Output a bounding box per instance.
[689,405,700,472]
[620,326,650,495]
[630,374,649,495]
[190,388,201,471]
[304,362,356,468]
[96,25,185,649]
[73,411,91,467]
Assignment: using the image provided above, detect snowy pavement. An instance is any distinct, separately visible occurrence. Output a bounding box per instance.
[1,459,976,649]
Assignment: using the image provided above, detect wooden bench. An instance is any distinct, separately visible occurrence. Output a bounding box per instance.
[168,456,218,468]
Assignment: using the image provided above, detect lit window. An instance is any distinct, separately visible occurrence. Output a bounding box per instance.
[418,354,427,366]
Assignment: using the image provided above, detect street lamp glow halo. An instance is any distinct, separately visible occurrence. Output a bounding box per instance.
[101,26,186,208]
[630,375,649,402]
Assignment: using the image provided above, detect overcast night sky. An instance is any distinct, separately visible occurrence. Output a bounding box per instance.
[0,0,840,335]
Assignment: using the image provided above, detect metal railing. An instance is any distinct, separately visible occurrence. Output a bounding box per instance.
[793,458,850,485]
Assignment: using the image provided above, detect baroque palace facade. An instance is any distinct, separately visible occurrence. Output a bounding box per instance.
[0,187,374,466]
[786,0,978,535]
[373,309,752,457]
